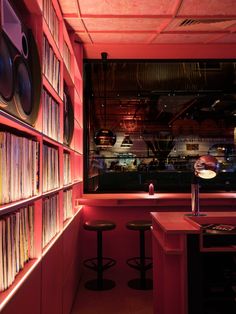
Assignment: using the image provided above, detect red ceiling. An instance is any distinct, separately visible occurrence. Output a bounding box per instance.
[58,0,236,59]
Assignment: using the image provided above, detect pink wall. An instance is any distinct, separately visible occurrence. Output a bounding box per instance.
[83,43,236,59]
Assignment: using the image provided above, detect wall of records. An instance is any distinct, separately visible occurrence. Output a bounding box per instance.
[0,0,83,312]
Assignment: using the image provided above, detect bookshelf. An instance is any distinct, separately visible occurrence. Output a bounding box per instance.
[0,0,83,313]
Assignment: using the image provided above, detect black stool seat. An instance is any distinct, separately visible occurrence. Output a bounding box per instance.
[83,220,116,291]
[84,220,115,231]
[126,219,153,290]
[126,220,152,231]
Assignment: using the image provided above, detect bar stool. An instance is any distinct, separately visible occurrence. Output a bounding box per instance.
[83,220,116,290]
[126,220,153,290]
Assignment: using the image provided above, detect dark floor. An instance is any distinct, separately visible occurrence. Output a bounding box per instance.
[71,270,153,314]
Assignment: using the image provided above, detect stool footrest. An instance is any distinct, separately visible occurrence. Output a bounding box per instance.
[128,278,153,290]
[84,278,116,291]
[84,257,116,272]
[127,257,152,271]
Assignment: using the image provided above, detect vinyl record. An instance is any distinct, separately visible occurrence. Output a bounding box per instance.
[0,33,14,101]
[63,91,74,146]
[14,56,33,119]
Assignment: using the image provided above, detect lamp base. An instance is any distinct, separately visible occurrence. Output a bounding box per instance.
[185,213,207,216]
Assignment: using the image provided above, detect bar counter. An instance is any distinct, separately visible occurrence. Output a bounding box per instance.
[79,193,236,314]
[151,211,236,314]
[80,193,236,209]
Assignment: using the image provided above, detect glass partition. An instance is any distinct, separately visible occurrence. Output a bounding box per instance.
[84,60,236,193]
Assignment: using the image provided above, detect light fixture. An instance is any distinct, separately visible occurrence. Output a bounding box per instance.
[190,155,219,216]
[121,134,133,147]
[94,52,116,148]
[94,129,116,147]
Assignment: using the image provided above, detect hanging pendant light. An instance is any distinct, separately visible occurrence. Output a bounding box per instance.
[94,128,116,147]
[121,134,133,147]
[94,52,116,148]
[188,155,219,217]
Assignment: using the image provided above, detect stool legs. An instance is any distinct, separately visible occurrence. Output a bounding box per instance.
[84,230,116,291]
[97,230,103,289]
[140,230,146,288]
[127,229,153,290]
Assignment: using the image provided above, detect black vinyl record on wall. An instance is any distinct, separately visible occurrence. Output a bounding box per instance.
[63,87,74,146]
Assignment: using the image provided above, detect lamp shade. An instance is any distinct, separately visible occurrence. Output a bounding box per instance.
[121,134,133,147]
[94,128,116,147]
[194,155,219,179]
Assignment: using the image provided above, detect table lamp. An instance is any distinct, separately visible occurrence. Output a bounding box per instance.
[191,155,219,216]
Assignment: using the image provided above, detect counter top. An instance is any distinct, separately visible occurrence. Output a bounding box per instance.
[151,211,236,233]
[79,193,236,208]
[151,211,236,314]
[151,212,199,233]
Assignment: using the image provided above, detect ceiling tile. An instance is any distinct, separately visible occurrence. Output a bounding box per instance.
[178,0,236,16]
[83,17,168,31]
[78,0,177,16]
[89,33,152,43]
[152,33,214,43]
[59,0,236,58]
[165,18,236,32]
[58,0,79,15]
[65,18,85,31]
[75,32,92,43]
